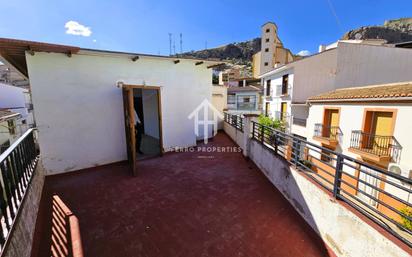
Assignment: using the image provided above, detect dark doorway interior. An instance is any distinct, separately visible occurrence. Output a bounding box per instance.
[133,88,161,160]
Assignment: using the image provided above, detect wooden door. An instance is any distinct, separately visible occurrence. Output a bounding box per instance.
[280,102,287,120]
[122,87,137,176]
[265,102,271,116]
[371,112,392,151]
[328,110,339,138]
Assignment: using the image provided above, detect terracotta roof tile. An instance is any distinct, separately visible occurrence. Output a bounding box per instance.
[308,81,412,102]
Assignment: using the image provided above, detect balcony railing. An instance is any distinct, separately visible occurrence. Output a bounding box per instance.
[251,121,412,248]
[350,130,402,163]
[314,123,342,141]
[0,129,39,251]
[275,84,291,97]
[224,112,244,132]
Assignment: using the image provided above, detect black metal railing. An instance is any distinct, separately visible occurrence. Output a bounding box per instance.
[350,130,402,163]
[0,129,39,251]
[224,112,244,132]
[292,117,307,127]
[314,123,342,141]
[251,121,412,247]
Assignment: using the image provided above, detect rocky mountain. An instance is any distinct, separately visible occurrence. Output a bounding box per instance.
[179,38,261,66]
[342,17,412,43]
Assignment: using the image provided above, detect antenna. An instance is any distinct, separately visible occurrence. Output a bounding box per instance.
[173,39,176,55]
[168,33,172,56]
[180,33,183,53]
[205,41,208,50]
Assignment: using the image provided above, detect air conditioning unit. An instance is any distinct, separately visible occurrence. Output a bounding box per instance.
[388,163,412,180]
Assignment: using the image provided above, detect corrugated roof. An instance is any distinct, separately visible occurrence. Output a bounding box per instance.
[308,81,412,102]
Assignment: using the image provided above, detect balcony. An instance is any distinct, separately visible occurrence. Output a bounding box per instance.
[349,130,402,164]
[275,84,291,97]
[313,123,342,147]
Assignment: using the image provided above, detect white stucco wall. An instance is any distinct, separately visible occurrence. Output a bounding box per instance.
[26,51,213,174]
[292,49,337,103]
[335,43,412,88]
[223,122,245,151]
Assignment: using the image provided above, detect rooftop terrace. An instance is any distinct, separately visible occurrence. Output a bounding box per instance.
[31,133,332,257]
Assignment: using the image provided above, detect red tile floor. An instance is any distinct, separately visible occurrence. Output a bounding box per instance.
[31,132,334,257]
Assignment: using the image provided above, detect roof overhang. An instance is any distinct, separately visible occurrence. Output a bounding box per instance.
[0,38,80,77]
[308,97,412,103]
[0,38,225,78]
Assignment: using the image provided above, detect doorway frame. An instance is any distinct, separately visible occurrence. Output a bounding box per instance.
[122,84,164,174]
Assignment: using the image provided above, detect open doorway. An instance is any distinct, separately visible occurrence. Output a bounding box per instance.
[122,85,162,175]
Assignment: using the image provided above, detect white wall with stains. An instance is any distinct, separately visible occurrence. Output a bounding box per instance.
[26,51,213,174]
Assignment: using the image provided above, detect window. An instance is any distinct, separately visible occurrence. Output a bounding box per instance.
[264,62,268,66]
[237,95,256,110]
[265,48,269,52]
[266,80,271,96]
[281,74,289,95]
[227,94,236,105]
[266,28,270,33]
[265,38,269,43]
[7,120,15,135]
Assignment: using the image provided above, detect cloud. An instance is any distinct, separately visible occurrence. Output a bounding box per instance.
[92,39,97,43]
[65,21,92,37]
[297,50,311,56]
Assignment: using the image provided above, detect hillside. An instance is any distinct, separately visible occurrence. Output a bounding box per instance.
[179,38,261,66]
[342,17,412,43]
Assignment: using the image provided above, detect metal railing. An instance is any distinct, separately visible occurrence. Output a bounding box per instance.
[314,123,342,141]
[224,113,244,132]
[350,130,402,163]
[251,121,412,247]
[0,129,39,251]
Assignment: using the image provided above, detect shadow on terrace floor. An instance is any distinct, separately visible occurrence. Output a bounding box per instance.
[31,132,333,257]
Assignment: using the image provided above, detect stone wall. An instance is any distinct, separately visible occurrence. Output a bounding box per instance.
[2,161,45,257]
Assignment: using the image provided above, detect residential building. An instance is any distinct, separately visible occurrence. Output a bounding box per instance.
[227,85,263,115]
[306,81,412,224]
[261,41,412,138]
[218,66,250,86]
[211,83,227,129]
[0,64,29,88]
[0,38,221,175]
[0,39,411,257]
[253,22,295,77]
[0,110,21,153]
[0,82,35,129]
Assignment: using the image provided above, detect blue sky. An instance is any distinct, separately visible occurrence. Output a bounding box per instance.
[1,0,411,56]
